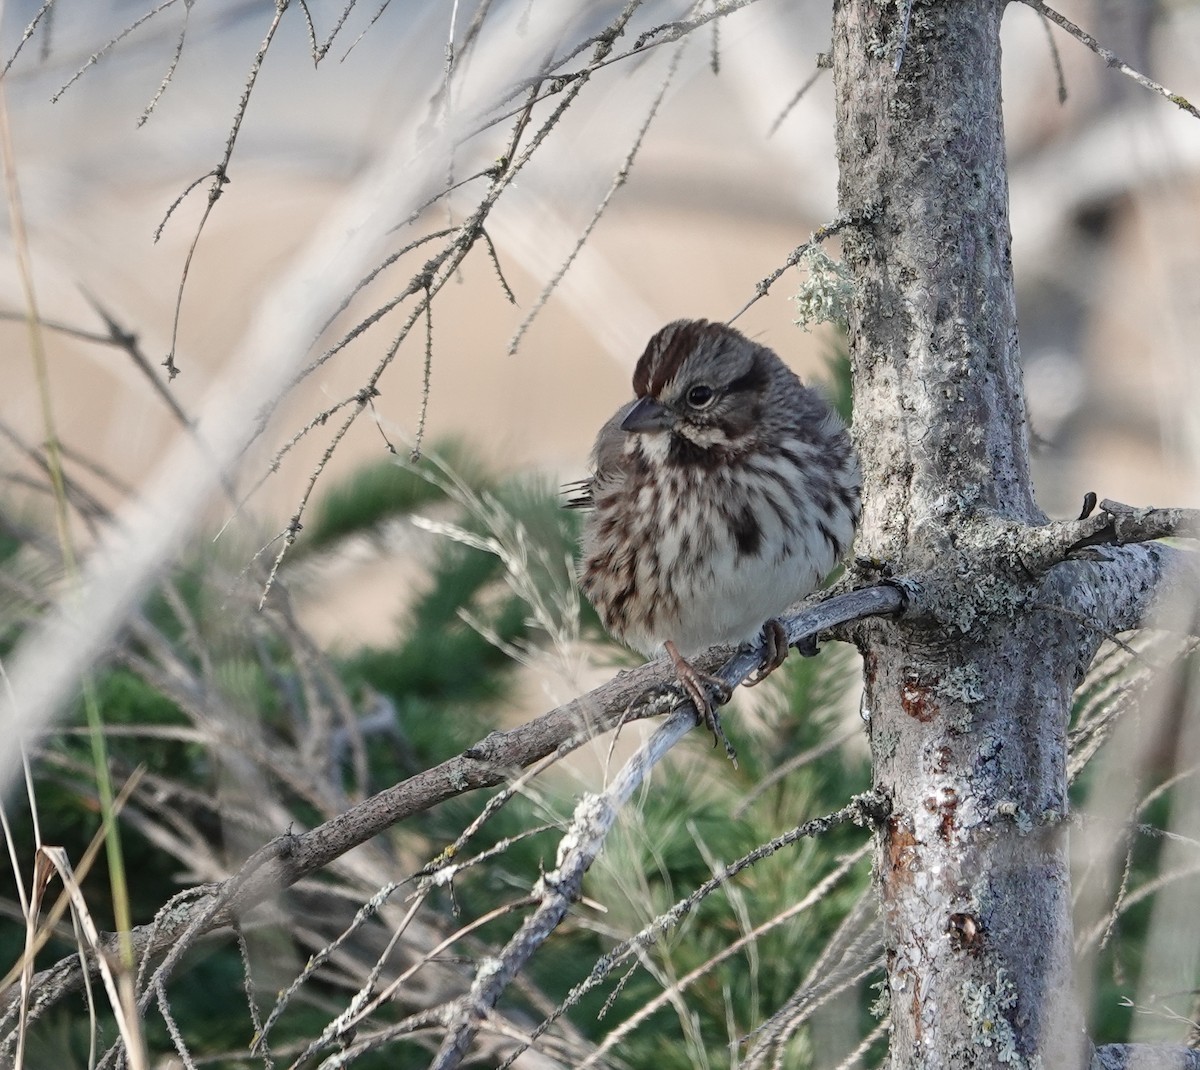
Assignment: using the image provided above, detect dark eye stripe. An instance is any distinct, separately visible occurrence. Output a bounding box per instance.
[724,358,768,395]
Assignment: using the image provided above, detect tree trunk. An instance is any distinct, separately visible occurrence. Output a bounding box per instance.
[833,1,1090,1065]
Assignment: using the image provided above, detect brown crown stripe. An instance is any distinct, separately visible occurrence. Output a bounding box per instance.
[632,319,728,399]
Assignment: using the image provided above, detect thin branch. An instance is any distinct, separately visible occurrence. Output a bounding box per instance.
[477,226,516,305]
[214,392,367,543]
[1021,0,1200,121]
[160,1,291,379]
[0,309,114,346]
[1096,500,1200,545]
[338,0,400,64]
[727,211,869,325]
[767,57,829,138]
[233,924,271,1070]
[2,0,56,78]
[310,0,359,62]
[252,880,403,1050]
[630,0,756,54]
[1037,9,1068,105]
[138,0,193,125]
[507,41,684,357]
[91,838,301,1070]
[256,387,376,608]
[976,500,1200,579]
[580,844,876,1069]
[239,4,647,568]
[47,0,180,99]
[466,0,763,142]
[78,290,193,431]
[707,0,721,74]
[306,895,537,1063]
[431,707,698,1070]
[153,169,218,242]
[411,286,435,461]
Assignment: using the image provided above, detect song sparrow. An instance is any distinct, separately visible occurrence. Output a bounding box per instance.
[571,319,861,739]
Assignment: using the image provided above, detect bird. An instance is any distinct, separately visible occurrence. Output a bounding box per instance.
[569,318,861,743]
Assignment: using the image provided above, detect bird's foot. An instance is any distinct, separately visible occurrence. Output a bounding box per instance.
[795,632,820,657]
[855,555,894,579]
[665,640,737,765]
[744,618,791,687]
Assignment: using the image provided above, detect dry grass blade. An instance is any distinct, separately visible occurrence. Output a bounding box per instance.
[26,846,147,1070]
[1,770,145,1001]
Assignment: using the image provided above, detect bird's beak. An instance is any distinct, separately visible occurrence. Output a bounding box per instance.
[620,396,675,434]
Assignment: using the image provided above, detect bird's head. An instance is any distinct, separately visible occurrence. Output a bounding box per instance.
[622,319,772,452]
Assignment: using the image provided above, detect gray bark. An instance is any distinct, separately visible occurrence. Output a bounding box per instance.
[1091,1046,1200,1070]
[832,1,1195,1067]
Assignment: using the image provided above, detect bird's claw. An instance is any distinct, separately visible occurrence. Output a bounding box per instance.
[744,618,791,687]
[665,641,737,765]
[795,632,820,657]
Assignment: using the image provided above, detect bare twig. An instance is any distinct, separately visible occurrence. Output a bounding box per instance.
[411,286,435,461]
[1037,9,1068,105]
[727,212,867,325]
[160,1,291,378]
[78,291,193,431]
[981,500,1200,578]
[138,0,194,125]
[767,58,829,138]
[256,388,376,608]
[507,41,684,356]
[1021,0,1200,121]
[2,0,56,78]
[1097,500,1200,545]
[47,0,180,100]
[469,0,762,141]
[581,843,876,1069]
[432,706,698,1070]
[239,4,647,581]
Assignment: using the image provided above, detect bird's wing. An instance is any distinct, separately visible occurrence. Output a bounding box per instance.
[561,478,594,510]
[562,403,632,510]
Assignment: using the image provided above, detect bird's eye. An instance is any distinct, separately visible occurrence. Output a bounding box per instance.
[686,384,716,409]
